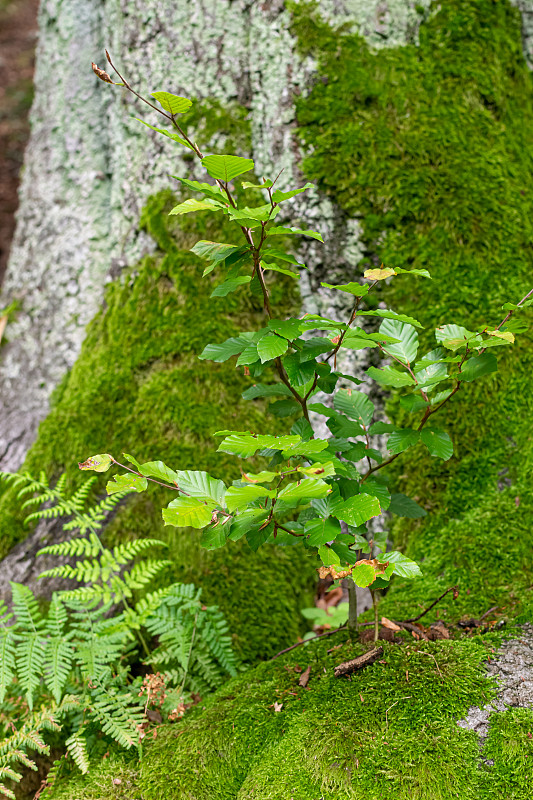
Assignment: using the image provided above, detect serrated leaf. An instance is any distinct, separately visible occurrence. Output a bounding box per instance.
[261,261,300,278]
[364,268,396,280]
[217,433,300,458]
[266,226,324,242]
[211,276,251,297]
[267,318,303,340]
[191,240,243,272]
[242,383,292,400]
[228,508,269,542]
[360,479,390,511]
[271,182,315,202]
[413,348,448,390]
[420,428,453,460]
[169,198,223,216]
[332,494,381,527]
[460,352,497,382]
[225,485,275,512]
[318,544,341,567]
[394,267,431,279]
[139,461,179,484]
[236,345,259,366]
[277,479,330,501]
[334,388,374,426]
[358,309,423,329]
[136,119,194,150]
[151,92,192,114]
[387,429,420,455]
[389,493,427,518]
[305,517,341,546]
[176,471,226,504]
[200,526,227,550]
[351,562,380,587]
[107,473,148,494]
[173,177,225,201]
[282,439,329,457]
[163,497,213,529]
[380,319,418,364]
[242,470,278,483]
[400,395,429,413]
[269,398,301,417]
[246,523,274,551]
[321,281,369,297]
[202,154,254,182]
[257,333,289,363]
[383,551,422,579]
[367,366,415,387]
[435,324,482,351]
[283,353,316,387]
[229,204,277,226]
[199,337,246,362]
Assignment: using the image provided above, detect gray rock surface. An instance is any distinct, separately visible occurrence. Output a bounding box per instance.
[0,0,434,471]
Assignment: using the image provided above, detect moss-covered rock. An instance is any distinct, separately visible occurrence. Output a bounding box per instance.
[46,634,500,799]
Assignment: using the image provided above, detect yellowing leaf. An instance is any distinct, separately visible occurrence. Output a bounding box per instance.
[78,454,113,472]
[487,329,515,343]
[364,268,396,281]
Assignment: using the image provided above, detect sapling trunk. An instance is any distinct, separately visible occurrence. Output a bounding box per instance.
[345,577,358,640]
[371,589,380,642]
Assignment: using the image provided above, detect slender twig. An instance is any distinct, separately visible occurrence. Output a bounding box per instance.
[404,585,458,623]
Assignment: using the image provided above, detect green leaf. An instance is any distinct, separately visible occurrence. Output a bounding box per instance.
[151,92,192,115]
[400,395,429,414]
[136,119,194,150]
[242,383,292,400]
[261,261,300,278]
[228,204,276,225]
[282,439,329,457]
[211,276,251,297]
[334,389,374,426]
[413,348,448,391]
[318,544,341,566]
[190,240,243,272]
[360,479,390,511]
[217,433,300,458]
[269,398,301,417]
[242,470,278,483]
[351,562,380,588]
[366,366,415,387]
[257,333,289,363]
[199,337,247,362]
[268,318,304,340]
[271,182,314,202]
[169,198,223,216]
[228,509,269,542]
[380,319,419,364]
[357,309,423,329]
[321,282,369,297]
[266,226,324,242]
[394,267,431,279]
[176,471,226,505]
[262,249,301,265]
[201,154,254,182]
[420,428,453,460]
[247,524,274,552]
[435,324,482,351]
[236,345,259,366]
[460,353,497,382]
[242,179,273,189]
[172,177,225,201]
[139,461,179,484]
[387,429,420,455]
[277,479,330,501]
[200,526,227,550]
[163,497,213,529]
[305,517,341,547]
[78,454,113,473]
[225,484,275,512]
[299,460,336,478]
[107,473,148,494]
[283,353,316,387]
[383,551,422,579]
[389,493,427,519]
[332,494,381,527]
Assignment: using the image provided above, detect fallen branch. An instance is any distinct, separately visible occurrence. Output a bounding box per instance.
[334,646,384,678]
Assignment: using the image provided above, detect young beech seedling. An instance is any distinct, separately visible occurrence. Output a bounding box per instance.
[84,52,532,642]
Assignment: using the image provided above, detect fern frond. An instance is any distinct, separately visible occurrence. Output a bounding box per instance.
[38,532,102,559]
[122,559,172,591]
[65,730,89,774]
[88,686,143,749]
[0,629,16,703]
[16,633,46,710]
[112,538,167,565]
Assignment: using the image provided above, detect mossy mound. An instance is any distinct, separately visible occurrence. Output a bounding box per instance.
[46,634,506,800]
[291,0,533,618]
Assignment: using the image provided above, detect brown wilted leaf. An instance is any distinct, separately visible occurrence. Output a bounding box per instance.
[317,558,389,583]
[91,62,114,84]
[381,617,401,632]
[298,666,311,688]
[429,621,450,640]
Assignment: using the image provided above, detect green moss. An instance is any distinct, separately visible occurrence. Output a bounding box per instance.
[0,107,316,661]
[480,708,533,798]
[291,0,533,621]
[47,636,496,799]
